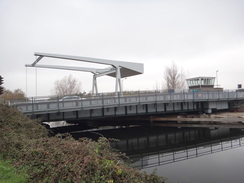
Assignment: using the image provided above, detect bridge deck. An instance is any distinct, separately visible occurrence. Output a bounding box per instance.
[10,90,244,122]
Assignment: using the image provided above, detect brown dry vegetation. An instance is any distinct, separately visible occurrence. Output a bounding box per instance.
[0,104,165,183]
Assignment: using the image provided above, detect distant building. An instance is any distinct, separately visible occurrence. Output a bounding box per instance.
[186,76,222,91]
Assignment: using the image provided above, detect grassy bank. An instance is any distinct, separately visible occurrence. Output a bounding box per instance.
[0,158,28,183]
[0,104,164,183]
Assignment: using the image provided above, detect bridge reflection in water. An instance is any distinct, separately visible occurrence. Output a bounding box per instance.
[130,132,244,169]
[72,127,244,169]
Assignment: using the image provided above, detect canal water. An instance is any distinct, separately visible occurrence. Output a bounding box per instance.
[70,126,244,183]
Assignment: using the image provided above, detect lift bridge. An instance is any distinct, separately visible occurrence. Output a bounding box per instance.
[12,52,244,123]
[12,90,244,123]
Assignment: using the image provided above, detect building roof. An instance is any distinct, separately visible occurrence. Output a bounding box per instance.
[186,76,215,81]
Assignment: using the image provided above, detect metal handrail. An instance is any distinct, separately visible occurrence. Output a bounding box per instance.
[9,90,244,114]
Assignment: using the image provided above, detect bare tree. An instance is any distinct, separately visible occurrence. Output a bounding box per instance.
[1,88,26,100]
[53,75,81,96]
[163,62,186,90]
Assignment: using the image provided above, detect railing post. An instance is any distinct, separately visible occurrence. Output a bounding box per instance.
[183,90,185,102]
[81,96,83,110]
[207,90,209,101]
[155,90,157,103]
[118,91,120,106]
[31,97,34,114]
[57,96,60,112]
[102,93,104,108]
[138,90,140,104]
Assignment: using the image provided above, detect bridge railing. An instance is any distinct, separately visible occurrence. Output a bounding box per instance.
[9,90,244,114]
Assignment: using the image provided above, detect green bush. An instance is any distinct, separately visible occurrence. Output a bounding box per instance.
[0,104,165,182]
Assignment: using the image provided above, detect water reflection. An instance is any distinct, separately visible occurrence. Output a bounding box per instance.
[71,126,244,169]
[131,134,244,169]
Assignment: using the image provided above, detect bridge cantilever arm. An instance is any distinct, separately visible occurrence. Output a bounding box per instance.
[34,52,119,67]
[33,52,144,76]
[25,64,110,74]
[26,52,144,96]
[95,68,117,78]
[31,56,43,66]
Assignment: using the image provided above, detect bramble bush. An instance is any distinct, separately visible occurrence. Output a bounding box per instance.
[0,104,165,182]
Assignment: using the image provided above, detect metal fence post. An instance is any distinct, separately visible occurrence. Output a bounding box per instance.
[155,90,157,103]
[57,96,60,112]
[207,90,209,101]
[31,97,34,114]
[138,90,140,104]
[81,96,83,110]
[102,93,104,108]
[118,91,120,106]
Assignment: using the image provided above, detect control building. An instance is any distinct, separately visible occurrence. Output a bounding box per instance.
[186,76,222,91]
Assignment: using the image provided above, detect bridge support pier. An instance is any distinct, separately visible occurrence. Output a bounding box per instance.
[205,108,212,114]
[92,75,98,96]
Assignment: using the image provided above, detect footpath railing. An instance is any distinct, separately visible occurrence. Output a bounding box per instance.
[9,90,244,115]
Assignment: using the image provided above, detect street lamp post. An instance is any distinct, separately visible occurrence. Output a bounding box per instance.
[216,70,219,88]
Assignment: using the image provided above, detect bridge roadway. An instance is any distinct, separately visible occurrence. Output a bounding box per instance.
[12,90,244,122]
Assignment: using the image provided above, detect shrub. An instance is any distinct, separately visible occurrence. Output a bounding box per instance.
[0,104,165,182]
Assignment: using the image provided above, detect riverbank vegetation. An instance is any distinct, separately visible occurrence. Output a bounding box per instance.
[0,104,164,182]
[0,158,28,183]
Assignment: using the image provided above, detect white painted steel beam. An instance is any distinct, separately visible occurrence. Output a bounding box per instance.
[32,56,43,66]
[32,52,144,78]
[26,52,144,95]
[26,64,99,73]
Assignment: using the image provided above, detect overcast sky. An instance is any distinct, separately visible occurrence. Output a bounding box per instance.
[0,0,244,97]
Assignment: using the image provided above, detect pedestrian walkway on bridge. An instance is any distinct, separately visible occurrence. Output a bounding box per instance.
[10,90,244,122]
